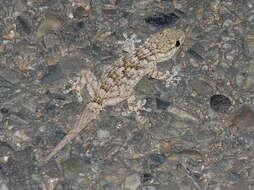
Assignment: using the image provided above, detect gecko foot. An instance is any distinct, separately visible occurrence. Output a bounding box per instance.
[150,66,182,88]
[123,95,150,124]
[118,33,141,54]
[64,70,99,102]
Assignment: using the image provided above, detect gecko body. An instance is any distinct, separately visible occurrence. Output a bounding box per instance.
[42,28,185,162]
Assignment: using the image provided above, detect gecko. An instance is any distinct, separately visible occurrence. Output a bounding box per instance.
[41,28,185,162]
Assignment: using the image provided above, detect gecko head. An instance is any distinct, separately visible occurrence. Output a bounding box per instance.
[146,28,185,62]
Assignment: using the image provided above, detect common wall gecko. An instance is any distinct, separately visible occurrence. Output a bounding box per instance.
[42,28,185,162]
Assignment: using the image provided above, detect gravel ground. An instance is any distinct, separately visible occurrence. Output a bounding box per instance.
[0,0,254,190]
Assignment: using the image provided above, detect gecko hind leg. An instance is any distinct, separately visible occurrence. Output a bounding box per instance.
[64,70,99,102]
[102,88,149,124]
[79,70,99,100]
[126,94,150,124]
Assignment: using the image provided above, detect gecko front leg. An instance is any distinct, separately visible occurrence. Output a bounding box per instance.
[149,65,182,87]
[118,33,141,54]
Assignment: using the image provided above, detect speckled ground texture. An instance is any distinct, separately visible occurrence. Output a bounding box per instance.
[0,0,254,190]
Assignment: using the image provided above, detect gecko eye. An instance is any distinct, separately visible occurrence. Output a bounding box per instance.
[175,40,180,47]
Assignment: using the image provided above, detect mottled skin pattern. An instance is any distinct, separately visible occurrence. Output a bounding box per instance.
[42,28,185,162]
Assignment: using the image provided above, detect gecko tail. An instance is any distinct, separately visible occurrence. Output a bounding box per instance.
[41,102,102,163]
